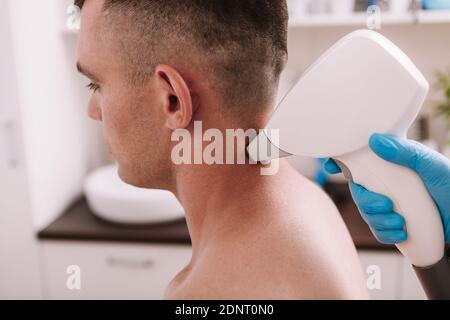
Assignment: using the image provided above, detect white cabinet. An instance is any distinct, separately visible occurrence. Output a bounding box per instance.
[40,241,192,300]
[358,250,427,300]
[40,243,428,300]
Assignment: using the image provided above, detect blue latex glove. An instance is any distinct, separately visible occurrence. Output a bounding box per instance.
[324,133,450,245]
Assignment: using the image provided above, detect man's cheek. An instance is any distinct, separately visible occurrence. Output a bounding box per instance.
[100,124,113,154]
[100,111,119,151]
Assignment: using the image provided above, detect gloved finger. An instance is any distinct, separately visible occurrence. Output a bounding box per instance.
[369,133,450,187]
[349,181,394,214]
[362,212,406,231]
[323,158,341,174]
[370,133,450,244]
[371,229,408,245]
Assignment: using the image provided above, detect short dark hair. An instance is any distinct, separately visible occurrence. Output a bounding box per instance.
[75,0,288,116]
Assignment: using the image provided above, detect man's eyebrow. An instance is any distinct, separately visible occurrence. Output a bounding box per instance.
[76,62,100,82]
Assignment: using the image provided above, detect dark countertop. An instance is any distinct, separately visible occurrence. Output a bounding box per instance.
[37,183,398,251]
[38,198,191,245]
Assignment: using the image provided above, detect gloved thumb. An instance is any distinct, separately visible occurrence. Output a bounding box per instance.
[369,133,450,186]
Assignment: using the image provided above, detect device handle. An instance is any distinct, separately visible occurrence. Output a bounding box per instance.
[335,146,445,268]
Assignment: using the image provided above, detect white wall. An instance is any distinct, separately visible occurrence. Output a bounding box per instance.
[286,24,450,147]
[7,0,108,230]
[0,0,43,299]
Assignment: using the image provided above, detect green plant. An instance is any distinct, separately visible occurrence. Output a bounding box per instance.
[435,69,450,120]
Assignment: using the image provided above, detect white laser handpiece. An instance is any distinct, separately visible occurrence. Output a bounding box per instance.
[247,30,448,298]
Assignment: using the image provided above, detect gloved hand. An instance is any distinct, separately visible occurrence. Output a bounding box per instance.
[324,133,450,245]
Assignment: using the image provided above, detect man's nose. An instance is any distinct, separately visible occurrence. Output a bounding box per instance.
[87,101,102,121]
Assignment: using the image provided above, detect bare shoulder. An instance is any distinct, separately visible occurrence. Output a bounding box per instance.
[167,161,368,300]
[256,162,368,299]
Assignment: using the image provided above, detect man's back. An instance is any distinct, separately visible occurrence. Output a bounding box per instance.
[165,160,369,299]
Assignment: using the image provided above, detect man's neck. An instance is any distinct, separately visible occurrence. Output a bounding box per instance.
[173,154,286,264]
[169,108,279,263]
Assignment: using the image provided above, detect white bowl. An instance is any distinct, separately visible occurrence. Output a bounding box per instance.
[84,165,185,225]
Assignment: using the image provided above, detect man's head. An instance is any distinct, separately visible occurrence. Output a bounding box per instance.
[75,0,288,189]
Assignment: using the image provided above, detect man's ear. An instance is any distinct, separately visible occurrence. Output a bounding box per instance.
[154,64,195,130]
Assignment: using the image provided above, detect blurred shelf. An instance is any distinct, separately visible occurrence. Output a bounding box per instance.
[288,10,450,28]
[418,10,450,23]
